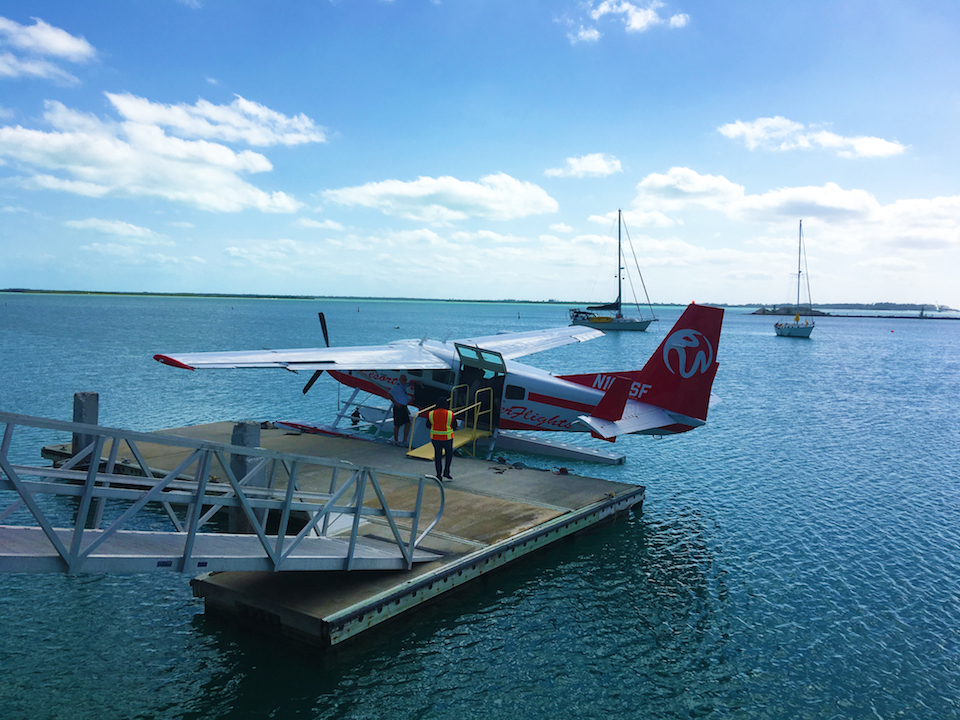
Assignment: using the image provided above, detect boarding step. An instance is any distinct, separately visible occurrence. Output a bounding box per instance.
[406,428,492,460]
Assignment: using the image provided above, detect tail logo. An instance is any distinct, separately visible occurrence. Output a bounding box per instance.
[663,329,714,378]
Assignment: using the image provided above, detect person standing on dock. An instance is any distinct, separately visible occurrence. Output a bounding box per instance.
[427,397,457,480]
[390,375,415,445]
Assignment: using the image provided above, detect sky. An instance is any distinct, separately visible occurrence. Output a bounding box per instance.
[1,1,959,307]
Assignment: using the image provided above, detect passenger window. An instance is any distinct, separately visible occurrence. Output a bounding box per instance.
[505,385,525,400]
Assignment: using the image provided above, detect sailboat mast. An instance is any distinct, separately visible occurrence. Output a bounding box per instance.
[797,220,803,313]
[617,209,623,318]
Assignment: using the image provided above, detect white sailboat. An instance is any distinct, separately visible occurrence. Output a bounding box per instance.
[775,220,815,338]
[569,209,658,332]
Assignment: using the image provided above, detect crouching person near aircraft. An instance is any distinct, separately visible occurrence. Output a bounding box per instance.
[427,397,458,480]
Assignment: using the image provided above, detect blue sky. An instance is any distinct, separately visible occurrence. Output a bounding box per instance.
[1,1,959,307]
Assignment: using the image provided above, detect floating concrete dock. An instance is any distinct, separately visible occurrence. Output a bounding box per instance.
[195,423,643,648]
[37,419,643,649]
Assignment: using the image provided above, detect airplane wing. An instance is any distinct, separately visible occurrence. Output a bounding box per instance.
[156,325,604,371]
[453,325,604,360]
[154,341,451,372]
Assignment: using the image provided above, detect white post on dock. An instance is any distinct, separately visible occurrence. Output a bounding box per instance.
[71,392,99,465]
[228,421,264,533]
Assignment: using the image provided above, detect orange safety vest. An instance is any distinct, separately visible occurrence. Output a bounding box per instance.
[428,408,454,441]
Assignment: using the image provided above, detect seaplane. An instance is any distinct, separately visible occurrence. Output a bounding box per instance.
[154,302,723,459]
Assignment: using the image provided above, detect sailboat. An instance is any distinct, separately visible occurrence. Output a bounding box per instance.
[774,220,815,338]
[569,209,658,332]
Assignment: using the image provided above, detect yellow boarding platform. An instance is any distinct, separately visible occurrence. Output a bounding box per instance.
[406,427,492,460]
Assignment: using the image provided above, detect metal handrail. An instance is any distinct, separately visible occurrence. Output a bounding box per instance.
[406,403,436,453]
[452,386,494,457]
[409,386,494,458]
[0,411,445,574]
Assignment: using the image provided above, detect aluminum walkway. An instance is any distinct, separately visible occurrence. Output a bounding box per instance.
[0,412,444,574]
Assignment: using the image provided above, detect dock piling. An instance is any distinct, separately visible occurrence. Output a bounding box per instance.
[71,392,99,466]
[229,420,264,533]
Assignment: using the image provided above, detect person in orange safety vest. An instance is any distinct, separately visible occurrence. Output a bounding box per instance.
[427,397,457,480]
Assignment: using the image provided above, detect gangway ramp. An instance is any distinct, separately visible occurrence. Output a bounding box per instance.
[0,526,438,574]
[0,412,444,575]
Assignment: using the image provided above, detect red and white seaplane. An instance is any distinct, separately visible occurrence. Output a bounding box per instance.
[154,303,723,452]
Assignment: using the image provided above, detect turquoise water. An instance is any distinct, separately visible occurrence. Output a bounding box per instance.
[2,293,959,719]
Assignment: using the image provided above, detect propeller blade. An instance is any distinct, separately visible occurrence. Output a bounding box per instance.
[319,312,329,347]
[302,370,323,395]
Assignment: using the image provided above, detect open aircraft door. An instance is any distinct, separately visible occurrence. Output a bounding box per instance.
[454,343,507,430]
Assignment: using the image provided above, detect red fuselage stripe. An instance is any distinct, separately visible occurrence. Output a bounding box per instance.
[526,392,595,414]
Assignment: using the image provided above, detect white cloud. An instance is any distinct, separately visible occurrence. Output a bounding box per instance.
[589,208,675,227]
[568,26,601,44]
[0,53,81,85]
[0,17,95,61]
[0,16,95,85]
[633,166,960,252]
[545,153,622,178]
[590,1,687,32]
[323,173,558,223]
[106,93,326,147]
[592,1,659,31]
[81,242,140,259]
[636,167,744,212]
[550,222,575,232]
[65,217,160,239]
[145,253,200,264]
[855,256,927,272]
[564,2,688,44]
[296,217,345,230]
[718,116,907,158]
[449,229,528,245]
[0,95,319,212]
[82,243,203,265]
[717,116,803,150]
[28,173,111,197]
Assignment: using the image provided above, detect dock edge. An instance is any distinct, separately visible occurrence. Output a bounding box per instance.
[191,484,644,648]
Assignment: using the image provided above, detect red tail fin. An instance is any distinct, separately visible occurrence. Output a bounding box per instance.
[560,303,723,423]
[636,303,723,421]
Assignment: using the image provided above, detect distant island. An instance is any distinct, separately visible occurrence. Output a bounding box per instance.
[752,303,958,319]
[2,289,956,314]
[753,306,832,317]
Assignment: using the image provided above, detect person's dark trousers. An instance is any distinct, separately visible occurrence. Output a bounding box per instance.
[432,438,453,478]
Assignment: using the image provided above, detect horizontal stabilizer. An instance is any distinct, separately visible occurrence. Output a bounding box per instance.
[576,402,676,440]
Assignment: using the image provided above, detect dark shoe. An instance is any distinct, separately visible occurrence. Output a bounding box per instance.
[443,473,453,480]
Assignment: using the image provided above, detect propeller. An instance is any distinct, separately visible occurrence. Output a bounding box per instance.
[319,312,329,347]
[302,312,329,395]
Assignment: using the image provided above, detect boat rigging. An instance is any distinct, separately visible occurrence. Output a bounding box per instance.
[569,209,658,332]
[775,219,815,338]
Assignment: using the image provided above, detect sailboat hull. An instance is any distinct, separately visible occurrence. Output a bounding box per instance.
[774,321,814,338]
[571,316,654,331]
